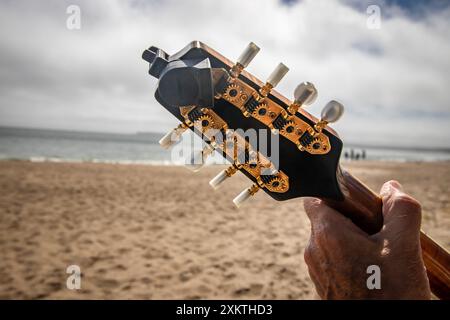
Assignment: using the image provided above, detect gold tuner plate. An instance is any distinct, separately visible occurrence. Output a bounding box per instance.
[218,75,331,155]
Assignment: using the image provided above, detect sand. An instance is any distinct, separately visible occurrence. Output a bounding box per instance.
[0,160,449,299]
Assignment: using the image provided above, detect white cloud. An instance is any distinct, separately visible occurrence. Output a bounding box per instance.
[0,0,449,147]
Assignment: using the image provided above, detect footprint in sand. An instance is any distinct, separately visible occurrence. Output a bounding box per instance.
[224,273,236,280]
[233,283,264,297]
[127,226,143,233]
[81,238,94,245]
[120,284,133,291]
[113,264,127,271]
[24,274,35,282]
[93,278,120,289]
[45,281,63,291]
[196,284,212,295]
[140,277,152,285]
[117,247,131,255]
[179,266,202,282]
[110,234,125,241]
[142,252,154,260]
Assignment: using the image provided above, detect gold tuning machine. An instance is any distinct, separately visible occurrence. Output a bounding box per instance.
[314,100,345,133]
[159,123,188,149]
[287,82,318,115]
[185,143,215,172]
[209,165,238,189]
[259,63,289,97]
[233,184,260,208]
[230,42,260,78]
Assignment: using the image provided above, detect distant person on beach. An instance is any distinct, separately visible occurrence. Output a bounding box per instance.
[303,180,431,299]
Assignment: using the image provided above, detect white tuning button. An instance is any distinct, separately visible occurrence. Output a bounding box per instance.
[232,184,260,208]
[315,100,345,133]
[267,63,289,88]
[209,170,228,189]
[185,151,204,172]
[320,100,344,123]
[288,82,318,114]
[209,165,237,189]
[237,42,260,68]
[260,63,289,97]
[159,124,187,149]
[231,42,260,78]
[185,144,215,172]
[294,82,318,106]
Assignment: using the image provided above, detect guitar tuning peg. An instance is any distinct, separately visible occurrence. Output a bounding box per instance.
[185,143,215,172]
[287,82,318,114]
[185,159,203,172]
[267,63,290,88]
[260,63,289,97]
[315,100,345,133]
[230,42,260,78]
[209,165,237,189]
[233,184,260,208]
[159,123,188,149]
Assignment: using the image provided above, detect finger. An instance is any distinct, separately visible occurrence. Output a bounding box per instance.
[303,197,346,227]
[304,239,325,298]
[303,197,368,238]
[307,266,324,299]
[303,197,322,224]
[379,181,422,239]
[380,180,403,200]
[380,180,403,195]
[304,237,323,268]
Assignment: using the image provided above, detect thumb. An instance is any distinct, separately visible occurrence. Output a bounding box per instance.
[379,180,422,240]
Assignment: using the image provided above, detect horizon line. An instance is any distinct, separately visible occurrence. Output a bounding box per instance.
[1,124,449,153]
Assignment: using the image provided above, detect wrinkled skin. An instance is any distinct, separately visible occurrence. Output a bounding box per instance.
[303,180,431,299]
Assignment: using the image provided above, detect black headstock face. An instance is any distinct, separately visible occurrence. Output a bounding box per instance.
[142,41,344,204]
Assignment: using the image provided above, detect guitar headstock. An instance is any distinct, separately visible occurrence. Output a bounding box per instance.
[142,41,345,207]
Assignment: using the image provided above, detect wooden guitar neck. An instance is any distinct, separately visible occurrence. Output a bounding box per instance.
[421,232,450,299]
[322,167,450,299]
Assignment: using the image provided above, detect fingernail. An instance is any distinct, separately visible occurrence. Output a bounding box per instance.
[380,180,401,197]
[388,180,403,190]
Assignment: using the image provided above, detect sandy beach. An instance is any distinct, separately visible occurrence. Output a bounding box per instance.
[0,160,449,299]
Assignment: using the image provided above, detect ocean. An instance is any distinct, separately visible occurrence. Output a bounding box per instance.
[0,126,449,164]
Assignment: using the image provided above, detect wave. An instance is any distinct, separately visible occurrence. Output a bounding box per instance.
[0,156,185,166]
[0,156,447,166]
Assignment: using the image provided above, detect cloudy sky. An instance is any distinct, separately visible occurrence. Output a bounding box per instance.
[0,0,449,148]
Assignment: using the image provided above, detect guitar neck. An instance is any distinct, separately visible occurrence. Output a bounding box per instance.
[421,232,450,299]
[321,166,450,299]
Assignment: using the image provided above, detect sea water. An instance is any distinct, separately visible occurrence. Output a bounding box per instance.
[1,126,449,164]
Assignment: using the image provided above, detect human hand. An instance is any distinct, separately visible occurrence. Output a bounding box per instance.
[303,180,431,299]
